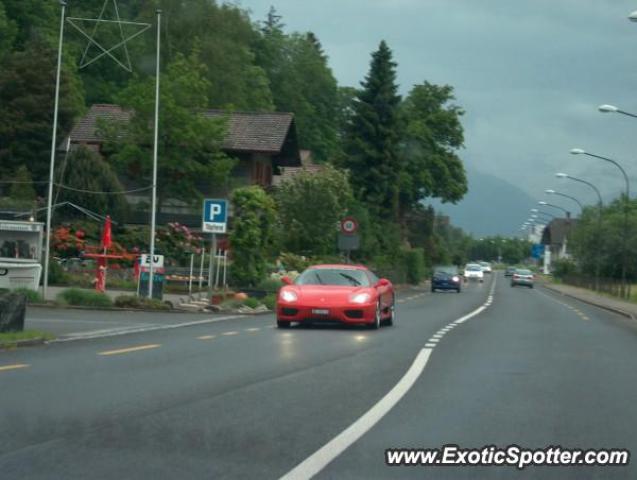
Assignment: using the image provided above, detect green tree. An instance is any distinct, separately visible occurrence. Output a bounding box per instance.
[104,51,235,207]
[229,186,277,286]
[0,1,17,58]
[8,165,37,202]
[400,82,467,215]
[254,10,341,161]
[55,146,128,220]
[0,38,84,189]
[341,40,403,221]
[274,165,353,255]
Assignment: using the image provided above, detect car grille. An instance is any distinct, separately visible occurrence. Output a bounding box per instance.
[344,309,364,319]
[281,308,298,316]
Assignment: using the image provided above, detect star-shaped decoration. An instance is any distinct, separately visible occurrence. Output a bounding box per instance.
[67,0,151,72]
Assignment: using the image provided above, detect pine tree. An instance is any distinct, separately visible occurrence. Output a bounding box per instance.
[343,40,402,221]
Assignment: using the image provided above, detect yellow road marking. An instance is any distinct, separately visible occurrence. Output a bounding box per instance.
[197,335,216,340]
[222,331,239,336]
[98,344,161,356]
[0,364,29,372]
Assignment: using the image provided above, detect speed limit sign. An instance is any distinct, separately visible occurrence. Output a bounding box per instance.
[340,217,358,235]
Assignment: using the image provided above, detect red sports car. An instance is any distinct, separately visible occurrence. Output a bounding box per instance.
[276,264,395,329]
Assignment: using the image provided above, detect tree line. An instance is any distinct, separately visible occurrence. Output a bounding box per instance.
[1,0,477,283]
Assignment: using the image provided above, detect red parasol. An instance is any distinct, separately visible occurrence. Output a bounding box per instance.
[101,215,112,251]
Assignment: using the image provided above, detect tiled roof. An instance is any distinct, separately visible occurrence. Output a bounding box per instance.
[542,218,577,245]
[204,110,294,154]
[68,105,295,154]
[69,104,130,143]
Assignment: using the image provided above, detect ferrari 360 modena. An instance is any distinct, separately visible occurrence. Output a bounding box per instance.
[276,264,395,329]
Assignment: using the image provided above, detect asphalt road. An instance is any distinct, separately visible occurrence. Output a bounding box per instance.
[1,274,636,479]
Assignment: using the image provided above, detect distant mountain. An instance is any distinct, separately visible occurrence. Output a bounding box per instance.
[430,168,539,237]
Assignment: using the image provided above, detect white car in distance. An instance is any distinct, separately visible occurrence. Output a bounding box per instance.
[479,261,492,274]
[464,263,484,282]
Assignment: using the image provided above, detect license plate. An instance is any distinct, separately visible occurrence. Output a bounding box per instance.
[312,309,329,315]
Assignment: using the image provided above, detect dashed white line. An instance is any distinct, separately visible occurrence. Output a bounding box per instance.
[281,275,497,480]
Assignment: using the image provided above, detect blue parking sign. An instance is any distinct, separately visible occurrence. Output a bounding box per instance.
[202,199,228,233]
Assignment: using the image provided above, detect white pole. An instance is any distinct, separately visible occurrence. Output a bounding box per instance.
[148,9,161,299]
[222,250,228,288]
[43,0,67,300]
[188,253,194,298]
[207,233,216,297]
[198,250,205,297]
[214,247,221,288]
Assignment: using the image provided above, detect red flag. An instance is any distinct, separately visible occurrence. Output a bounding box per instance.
[101,215,112,251]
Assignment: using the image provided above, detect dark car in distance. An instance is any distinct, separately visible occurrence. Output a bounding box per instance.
[431,265,462,293]
[504,266,517,277]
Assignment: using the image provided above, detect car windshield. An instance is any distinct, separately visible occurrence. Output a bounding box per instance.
[435,266,458,274]
[466,265,482,271]
[295,268,371,286]
[516,270,532,276]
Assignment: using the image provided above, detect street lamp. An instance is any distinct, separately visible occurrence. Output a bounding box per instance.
[598,104,637,119]
[570,148,630,198]
[571,148,630,296]
[545,189,584,212]
[556,172,604,290]
[538,201,570,217]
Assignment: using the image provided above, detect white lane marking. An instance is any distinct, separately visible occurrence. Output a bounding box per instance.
[279,275,497,480]
[245,327,261,332]
[50,315,246,343]
[432,334,443,339]
[221,331,239,336]
[280,348,432,480]
[427,338,440,343]
[197,335,216,340]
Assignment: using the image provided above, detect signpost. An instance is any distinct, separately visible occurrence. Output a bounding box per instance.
[338,217,360,262]
[138,254,165,300]
[202,199,228,297]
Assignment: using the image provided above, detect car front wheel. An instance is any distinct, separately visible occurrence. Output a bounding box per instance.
[385,297,396,326]
[369,301,381,329]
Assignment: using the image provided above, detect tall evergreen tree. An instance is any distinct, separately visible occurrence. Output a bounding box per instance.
[342,40,403,220]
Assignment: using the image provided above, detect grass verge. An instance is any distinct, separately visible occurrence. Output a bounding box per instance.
[0,330,54,347]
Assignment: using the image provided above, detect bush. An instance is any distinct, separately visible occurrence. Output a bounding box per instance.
[552,259,578,279]
[13,288,43,303]
[279,252,311,272]
[243,297,260,309]
[114,295,170,310]
[220,298,245,309]
[57,288,113,308]
[262,293,276,310]
[255,277,284,292]
[48,260,70,285]
[404,249,425,285]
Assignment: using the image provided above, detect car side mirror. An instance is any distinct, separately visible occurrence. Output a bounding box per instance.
[376,278,390,287]
[281,276,292,285]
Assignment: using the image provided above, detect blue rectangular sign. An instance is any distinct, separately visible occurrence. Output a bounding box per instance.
[531,243,544,259]
[202,199,228,233]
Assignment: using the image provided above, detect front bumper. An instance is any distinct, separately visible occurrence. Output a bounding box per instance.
[276,302,377,325]
[512,278,533,286]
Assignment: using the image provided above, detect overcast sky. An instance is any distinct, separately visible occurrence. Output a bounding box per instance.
[238,0,637,212]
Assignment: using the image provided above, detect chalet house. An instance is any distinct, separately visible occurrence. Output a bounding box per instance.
[61,104,302,227]
[541,218,577,261]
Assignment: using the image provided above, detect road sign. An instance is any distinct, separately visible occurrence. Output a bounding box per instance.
[338,233,360,251]
[340,217,358,235]
[531,244,544,259]
[203,199,228,233]
[140,254,164,269]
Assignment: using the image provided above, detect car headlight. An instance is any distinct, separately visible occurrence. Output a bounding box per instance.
[452,276,459,282]
[279,290,298,302]
[350,292,371,304]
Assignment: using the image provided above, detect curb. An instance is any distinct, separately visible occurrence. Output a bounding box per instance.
[542,284,636,321]
[0,337,48,350]
[27,303,199,314]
